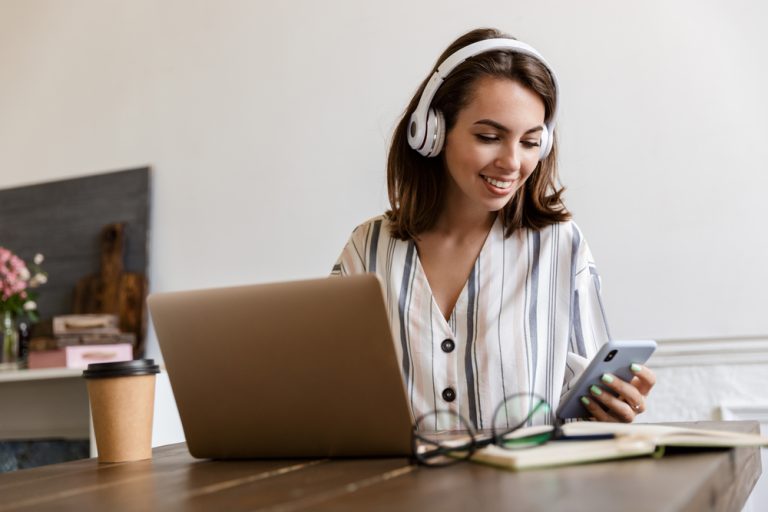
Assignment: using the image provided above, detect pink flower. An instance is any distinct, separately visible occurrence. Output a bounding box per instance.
[0,246,46,318]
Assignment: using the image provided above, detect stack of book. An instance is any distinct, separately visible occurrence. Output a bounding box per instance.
[27,314,134,369]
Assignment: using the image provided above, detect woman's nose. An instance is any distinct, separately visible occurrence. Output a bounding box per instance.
[494,144,521,173]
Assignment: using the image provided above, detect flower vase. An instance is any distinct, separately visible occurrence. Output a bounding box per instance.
[1,311,19,369]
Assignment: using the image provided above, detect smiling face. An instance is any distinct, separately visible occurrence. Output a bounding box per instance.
[442,76,546,219]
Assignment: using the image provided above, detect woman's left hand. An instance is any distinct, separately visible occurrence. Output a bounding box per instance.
[580,364,656,423]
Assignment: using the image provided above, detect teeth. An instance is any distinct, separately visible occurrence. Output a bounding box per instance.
[482,175,513,189]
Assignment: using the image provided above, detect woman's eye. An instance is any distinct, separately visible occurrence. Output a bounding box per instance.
[522,140,541,149]
[475,134,499,143]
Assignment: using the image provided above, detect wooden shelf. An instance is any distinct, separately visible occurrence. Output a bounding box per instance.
[0,367,83,383]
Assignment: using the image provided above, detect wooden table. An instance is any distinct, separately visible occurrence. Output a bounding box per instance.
[0,421,761,512]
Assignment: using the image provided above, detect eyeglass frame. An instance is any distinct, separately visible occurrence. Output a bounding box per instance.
[411,392,613,467]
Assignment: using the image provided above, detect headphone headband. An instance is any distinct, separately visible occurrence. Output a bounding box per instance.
[407,38,560,159]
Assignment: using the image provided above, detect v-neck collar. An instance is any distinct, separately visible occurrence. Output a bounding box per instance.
[411,215,502,332]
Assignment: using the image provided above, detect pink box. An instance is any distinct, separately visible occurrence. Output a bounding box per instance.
[28,343,134,369]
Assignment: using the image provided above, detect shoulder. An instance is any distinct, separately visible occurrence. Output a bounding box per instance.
[341,214,398,252]
[346,214,391,240]
[349,214,389,232]
[524,219,588,247]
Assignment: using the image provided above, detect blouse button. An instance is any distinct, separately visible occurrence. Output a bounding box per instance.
[442,387,456,402]
[441,339,455,353]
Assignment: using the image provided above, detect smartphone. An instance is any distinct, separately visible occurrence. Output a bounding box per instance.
[556,340,657,420]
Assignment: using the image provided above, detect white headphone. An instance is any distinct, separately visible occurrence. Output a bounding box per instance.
[407,38,560,160]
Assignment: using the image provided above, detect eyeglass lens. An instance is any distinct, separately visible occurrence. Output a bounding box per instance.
[413,410,475,466]
[492,393,556,449]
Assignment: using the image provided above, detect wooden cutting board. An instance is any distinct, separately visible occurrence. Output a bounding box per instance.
[72,223,147,358]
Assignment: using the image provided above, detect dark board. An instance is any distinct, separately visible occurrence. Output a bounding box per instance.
[0,168,150,326]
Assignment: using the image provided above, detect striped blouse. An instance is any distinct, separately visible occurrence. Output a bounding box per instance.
[332,214,611,428]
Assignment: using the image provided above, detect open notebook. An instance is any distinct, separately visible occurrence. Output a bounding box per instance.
[471,422,768,471]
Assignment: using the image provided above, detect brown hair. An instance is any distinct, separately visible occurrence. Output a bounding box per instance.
[386,28,570,240]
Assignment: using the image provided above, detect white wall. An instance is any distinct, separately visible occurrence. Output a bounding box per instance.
[2,0,767,448]
[644,337,768,512]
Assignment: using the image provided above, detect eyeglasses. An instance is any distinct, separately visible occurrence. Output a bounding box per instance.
[412,392,612,466]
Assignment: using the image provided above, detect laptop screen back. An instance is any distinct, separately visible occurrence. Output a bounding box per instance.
[148,274,413,458]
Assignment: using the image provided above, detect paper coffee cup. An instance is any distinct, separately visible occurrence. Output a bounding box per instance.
[83,359,160,463]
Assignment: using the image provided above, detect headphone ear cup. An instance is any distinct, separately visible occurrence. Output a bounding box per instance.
[539,125,551,160]
[429,109,446,157]
[420,108,440,157]
[407,112,423,153]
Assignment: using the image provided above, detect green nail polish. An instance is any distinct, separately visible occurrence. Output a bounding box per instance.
[601,374,614,384]
[590,385,602,396]
[580,396,590,406]
[631,363,642,372]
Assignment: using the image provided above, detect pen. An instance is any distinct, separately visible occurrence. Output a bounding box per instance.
[557,433,616,441]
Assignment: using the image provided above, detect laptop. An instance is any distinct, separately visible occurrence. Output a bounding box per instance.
[147,273,414,459]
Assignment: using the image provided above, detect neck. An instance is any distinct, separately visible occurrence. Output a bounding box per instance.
[432,186,497,239]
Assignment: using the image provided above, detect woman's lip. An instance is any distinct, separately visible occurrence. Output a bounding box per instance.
[481,173,521,182]
[481,175,518,196]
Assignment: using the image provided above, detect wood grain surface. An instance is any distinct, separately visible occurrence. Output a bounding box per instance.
[0,421,761,512]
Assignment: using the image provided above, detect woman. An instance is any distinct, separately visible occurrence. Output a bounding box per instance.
[333,28,655,427]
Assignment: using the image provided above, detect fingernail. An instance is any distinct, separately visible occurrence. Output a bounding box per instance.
[580,396,591,406]
[590,385,602,396]
[631,363,642,372]
[601,373,614,384]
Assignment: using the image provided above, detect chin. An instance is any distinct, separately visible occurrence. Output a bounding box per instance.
[489,192,517,209]
[483,200,512,213]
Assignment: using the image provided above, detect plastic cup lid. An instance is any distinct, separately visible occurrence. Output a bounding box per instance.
[82,359,161,379]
